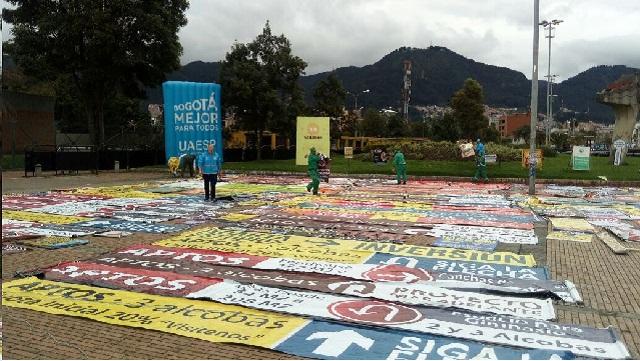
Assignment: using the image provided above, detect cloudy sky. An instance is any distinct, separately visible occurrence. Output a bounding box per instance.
[2,0,639,80]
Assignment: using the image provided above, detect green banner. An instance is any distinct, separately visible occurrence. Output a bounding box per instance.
[572,146,590,171]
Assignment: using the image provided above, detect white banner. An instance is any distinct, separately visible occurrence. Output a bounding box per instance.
[428,224,538,245]
[189,281,629,359]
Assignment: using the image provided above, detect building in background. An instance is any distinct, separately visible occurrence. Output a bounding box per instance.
[498,112,530,139]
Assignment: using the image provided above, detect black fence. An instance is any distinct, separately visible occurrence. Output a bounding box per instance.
[24,145,297,176]
[24,146,164,176]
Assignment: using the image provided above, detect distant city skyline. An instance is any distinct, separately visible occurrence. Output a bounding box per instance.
[2,0,639,81]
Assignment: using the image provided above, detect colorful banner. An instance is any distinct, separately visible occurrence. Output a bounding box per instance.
[74,219,187,234]
[163,81,223,161]
[547,231,593,243]
[189,281,627,359]
[156,227,536,266]
[296,117,330,165]
[19,237,89,249]
[2,277,304,347]
[85,249,556,319]
[2,210,91,224]
[2,243,30,254]
[2,277,574,360]
[17,224,97,238]
[550,218,594,233]
[275,320,574,360]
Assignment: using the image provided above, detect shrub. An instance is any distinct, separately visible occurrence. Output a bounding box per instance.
[541,146,558,158]
[359,139,522,162]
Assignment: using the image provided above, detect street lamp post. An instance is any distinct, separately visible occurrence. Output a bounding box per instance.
[348,89,370,111]
[529,0,541,195]
[541,19,563,146]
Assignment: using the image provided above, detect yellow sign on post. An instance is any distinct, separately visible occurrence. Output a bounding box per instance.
[521,149,543,169]
[296,117,330,165]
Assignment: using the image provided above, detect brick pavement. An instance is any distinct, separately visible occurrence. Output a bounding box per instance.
[2,174,640,359]
[547,236,640,358]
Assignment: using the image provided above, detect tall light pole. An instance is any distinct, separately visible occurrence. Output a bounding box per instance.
[541,19,563,145]
[529,0,541,195]
[348,89,370,111]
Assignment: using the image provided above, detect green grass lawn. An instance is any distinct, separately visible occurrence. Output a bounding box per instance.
[225,154,640,181]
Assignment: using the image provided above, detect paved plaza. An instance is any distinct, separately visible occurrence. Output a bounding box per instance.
[2,172,640,359]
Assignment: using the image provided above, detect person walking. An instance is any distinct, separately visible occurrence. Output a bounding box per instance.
[306,147,320,195]
[392,148,407,185]
[473,138,488,182]
[197,144,222,201]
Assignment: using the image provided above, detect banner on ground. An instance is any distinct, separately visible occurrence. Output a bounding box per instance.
[2,278,573,360]
[2,210,91,224]
[365,254,582,303]
[19,237,88,249]
[156,227,537,266]
[296,117,330,165]
[82,249,556,319]
[163,81,223,161]
[189,280,628,359]
[74,219,187,234]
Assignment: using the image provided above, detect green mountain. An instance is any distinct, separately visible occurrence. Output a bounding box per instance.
[145,47,638,123]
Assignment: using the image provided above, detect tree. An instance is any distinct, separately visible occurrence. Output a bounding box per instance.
[4,0,189,148]
[514,125,545,145]
[313,73,347,139]
[449,78,490,139]
[387,114,410,137]
[431,113,461,141]
[360,108,387,137]
[220,22,307,160]
[313,73,346,118]
[551,132,570,151]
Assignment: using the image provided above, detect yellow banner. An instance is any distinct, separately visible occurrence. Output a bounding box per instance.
[156,227,371,264]
[156,227,536,267]
[2,278,306,347]
[220,213,258,222]
[72,184,169,199]
[2,210,91,224]
[296,117,330,165]
[550,217,594,232]
[547,231,593,243]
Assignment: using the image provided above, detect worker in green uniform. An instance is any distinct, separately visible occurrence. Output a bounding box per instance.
[306,147,321,195]
[473,138,489,182]
[392,148,407,185]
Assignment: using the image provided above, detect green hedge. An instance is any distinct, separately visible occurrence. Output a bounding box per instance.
[358,139,521,161]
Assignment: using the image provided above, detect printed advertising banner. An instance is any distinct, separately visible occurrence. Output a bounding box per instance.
[296,117,330,165]
[2,278,573,360]
[163,81,223,161]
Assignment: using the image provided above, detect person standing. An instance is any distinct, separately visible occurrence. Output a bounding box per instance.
[198,144,222,201]
[306,147,320,195]
[392,149,407,185]
[473,138,488,182]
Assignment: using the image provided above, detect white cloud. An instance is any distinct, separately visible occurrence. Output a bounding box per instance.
[3,0,639,80]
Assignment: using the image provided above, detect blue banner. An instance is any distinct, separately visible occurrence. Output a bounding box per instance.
[162,81,223,161]
[275,320,574,360]
[366,253,549,280]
